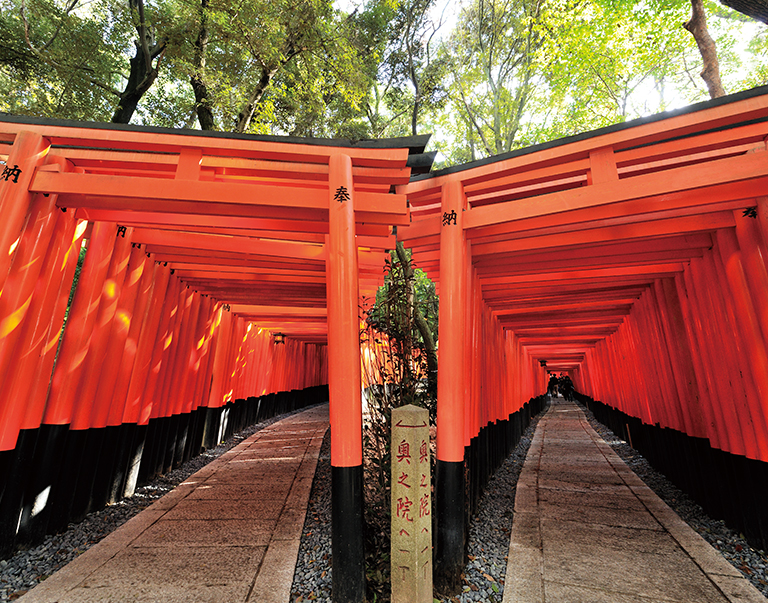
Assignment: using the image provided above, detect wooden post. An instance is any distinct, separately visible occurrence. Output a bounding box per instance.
[435,179,467,595]
[327,153,365,603]
[391,405,432,603]
[0,131,50,294]
[715,228,768,460]
[44,221,118,427]
[0,191,59,451]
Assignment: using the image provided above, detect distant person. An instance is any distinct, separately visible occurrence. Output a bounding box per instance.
[548,373,558,397]
[560,375,574,401]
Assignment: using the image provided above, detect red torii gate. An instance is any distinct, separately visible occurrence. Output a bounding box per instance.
[0,117,432,601]
[397,85,768,590]
[3,84,768,601]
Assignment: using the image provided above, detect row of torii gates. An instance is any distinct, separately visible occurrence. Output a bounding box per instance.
[2,85,768,601]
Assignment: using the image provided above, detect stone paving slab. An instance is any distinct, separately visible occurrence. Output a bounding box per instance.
[538,488,647,512]
[18,404,330,603]
[160,499,285,520]
[503,400,767,603]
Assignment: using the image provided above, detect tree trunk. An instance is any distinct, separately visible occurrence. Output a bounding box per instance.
[191,0,215,130]
[111,41,163,123]
[111,0,165,124]
[395,241,438,399]
[684,0,726,99]
[235,65,278,133]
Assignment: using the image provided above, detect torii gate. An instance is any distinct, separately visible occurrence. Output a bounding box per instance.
[4,84,768,601]
[0,117,431,602]
[397,84,768,590]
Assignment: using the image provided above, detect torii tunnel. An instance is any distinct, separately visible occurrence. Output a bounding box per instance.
[397,85,768,593]
[2,85,768,602]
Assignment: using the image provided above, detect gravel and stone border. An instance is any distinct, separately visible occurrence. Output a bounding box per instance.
[433,409,545,603]
[578,400,768,599]
[5,398,767,603]
[290,430,332,603]
[0,406,312,602]
[289,398,768,603]
[289,406,547,603]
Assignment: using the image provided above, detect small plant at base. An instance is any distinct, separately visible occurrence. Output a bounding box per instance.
[361,245,438,602]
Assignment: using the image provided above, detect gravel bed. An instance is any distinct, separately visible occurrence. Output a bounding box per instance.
[11,398,765,603]
[289,405,546,603]
[290,429,332,603]
[434,407,546,603]
[578,400,768,599]
[0,407,308,602]
[290,397,768,602]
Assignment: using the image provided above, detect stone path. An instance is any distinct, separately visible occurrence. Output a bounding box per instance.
[503,399,766,603]
[18,405,329,603]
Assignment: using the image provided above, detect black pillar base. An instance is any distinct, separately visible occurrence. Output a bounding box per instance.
[106,423,137,504]
[92,425,121,508]
[0,430,38,557]
[47,428,88,534]
[331,464,365,603]
[434,459,465,595]
[16,424,69,546]
[122,424,147,497]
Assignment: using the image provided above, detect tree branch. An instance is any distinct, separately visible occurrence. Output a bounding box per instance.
[683,0,725,99]
[394,241,437,399]
[19,0,122,97]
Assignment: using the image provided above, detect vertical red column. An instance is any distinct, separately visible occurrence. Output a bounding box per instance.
[676,268,728,452]
[190,298,217,413]
[687,258,745,455]
[110,254,160,427]
[69,227,133,431]
[755,197,768,250]
[733,210,768,344]
[10,214,81,434]
[206,305,232,411]
[463,241,473,449]
[44,221,118,427]
[183,294,212,416]
[35,221,117,533]
[0,131,50,294]
[137,274,181,428]
[122,263,172,426]
[0,191,59,451]
[0,177,64,554]
[326,153,365,603]
[92,244,149,429]
[651,280,704,439]
[104,251,159,502]
[706,247,764,459]
[435,179,467,595]
[715,229,768,460]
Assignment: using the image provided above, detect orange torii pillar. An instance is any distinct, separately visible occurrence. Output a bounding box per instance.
[0,131,50,293]
[327,153,365,602]
[435,180,467,594]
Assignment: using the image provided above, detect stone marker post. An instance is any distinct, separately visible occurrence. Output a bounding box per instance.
[391,404,432,603]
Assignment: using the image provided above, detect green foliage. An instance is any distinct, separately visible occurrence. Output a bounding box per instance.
[371,0,448,136]
[0,0,379,135]
[2,0,767,163]
[440,0,547,160]
[434,0,768,166]
[0,0,128,120]
[367,249,438,351]
[360,247,438,602]
[532,0,699,139]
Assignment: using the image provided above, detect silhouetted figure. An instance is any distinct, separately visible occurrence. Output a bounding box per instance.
[548,373,559,397]
[559,375,574,401]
